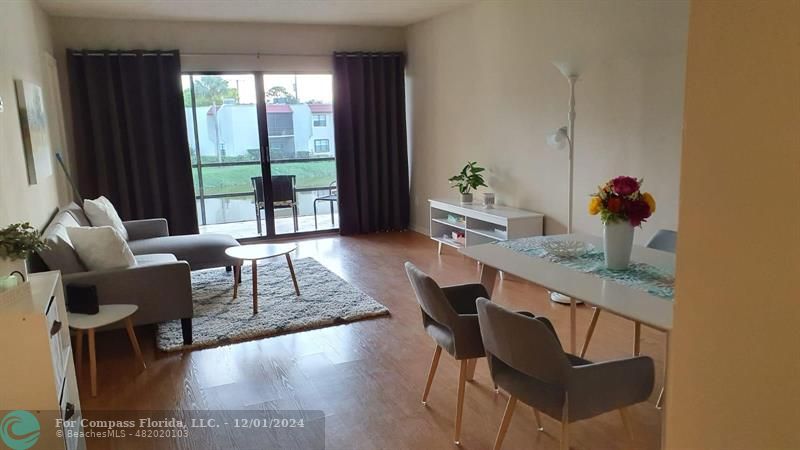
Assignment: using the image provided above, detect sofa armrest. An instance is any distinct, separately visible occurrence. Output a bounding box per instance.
[63,261,193,325]
[124,218,169,240]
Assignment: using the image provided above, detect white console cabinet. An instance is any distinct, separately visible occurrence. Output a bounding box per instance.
[0,271,86,450]
[428,198,544,252]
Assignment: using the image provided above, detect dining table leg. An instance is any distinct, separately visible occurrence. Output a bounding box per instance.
[570,298,577,354]
[480,264,499,297]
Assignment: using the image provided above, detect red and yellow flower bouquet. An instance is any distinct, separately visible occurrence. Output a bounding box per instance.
[588,176,656,227]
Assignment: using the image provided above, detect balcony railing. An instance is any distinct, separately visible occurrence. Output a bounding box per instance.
[192,157,337,232]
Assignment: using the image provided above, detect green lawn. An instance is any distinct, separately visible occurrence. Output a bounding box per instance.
[193,159,336,196]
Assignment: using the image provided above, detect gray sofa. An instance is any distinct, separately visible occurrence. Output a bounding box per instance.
[37,202,240,345]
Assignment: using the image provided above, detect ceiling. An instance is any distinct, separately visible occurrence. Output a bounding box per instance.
[37,0,477,27]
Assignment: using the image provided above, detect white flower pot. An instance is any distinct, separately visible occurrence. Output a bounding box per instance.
[603,221,634,269]
[0,257,28,280]
[460,193,473,204]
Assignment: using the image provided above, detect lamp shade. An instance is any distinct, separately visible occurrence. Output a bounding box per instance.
[547,126,569,150]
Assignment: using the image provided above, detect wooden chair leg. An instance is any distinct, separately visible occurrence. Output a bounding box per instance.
[124,318,146,370]
[74,329,84,377]
[88,328,97,397]
[492,396,517,450]
[633,322,642,356]
[465,358,478,381]
[580,307,601,358]
[421,346,442,405]
[286,254,300,296]
[533,408,544,431]
[619,407,635,442]
[454,359,468,445]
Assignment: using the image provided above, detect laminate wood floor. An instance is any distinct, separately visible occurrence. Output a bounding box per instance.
[76,231,665,449]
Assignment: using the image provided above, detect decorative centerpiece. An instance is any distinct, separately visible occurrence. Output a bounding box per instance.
[0,222,47,280]
[448,161,487,204]
[588,176,656,269]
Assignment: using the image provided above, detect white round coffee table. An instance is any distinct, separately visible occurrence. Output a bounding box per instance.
[224,243,300,315]
[68,304,146,397]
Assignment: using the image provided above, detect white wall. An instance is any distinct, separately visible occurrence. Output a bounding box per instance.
[665,1,800,448]
[406,0,688,243]
[0,1,72,229]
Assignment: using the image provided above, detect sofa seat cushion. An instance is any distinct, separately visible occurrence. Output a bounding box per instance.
[127,233,239,270]
[135,253,178,266]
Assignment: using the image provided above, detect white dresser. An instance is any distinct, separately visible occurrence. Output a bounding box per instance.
[0,271,86,450]
[428,198,544,252]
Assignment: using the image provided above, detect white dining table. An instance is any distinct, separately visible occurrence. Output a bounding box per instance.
[460,233,675,355]
[462,233,674,448]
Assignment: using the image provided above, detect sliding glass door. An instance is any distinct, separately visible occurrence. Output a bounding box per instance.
[263,74,338,235]
[182,72,338,239]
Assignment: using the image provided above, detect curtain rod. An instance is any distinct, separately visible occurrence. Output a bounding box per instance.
[70,51,402,58]
[182,51,402,57]
[184,51,331,57]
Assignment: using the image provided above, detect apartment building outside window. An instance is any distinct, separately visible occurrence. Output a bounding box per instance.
[314,139,330,153]
[313,113,327,127]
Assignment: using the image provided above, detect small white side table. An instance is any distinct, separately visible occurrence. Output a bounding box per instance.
[69,304,146,397]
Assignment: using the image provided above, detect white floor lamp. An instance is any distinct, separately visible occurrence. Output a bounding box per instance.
[547,62,580,305]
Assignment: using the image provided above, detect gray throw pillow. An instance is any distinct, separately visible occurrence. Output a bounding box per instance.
[38,211,87,274]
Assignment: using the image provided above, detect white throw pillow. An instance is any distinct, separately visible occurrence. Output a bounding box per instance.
[66,226,137,271]
[83,196,129,240]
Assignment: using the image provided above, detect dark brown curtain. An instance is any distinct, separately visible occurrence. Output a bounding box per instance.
[67,49,198,235]
[333,52,410,235]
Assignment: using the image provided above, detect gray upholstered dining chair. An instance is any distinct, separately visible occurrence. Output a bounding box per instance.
[404,262,488,445]
[581,229,678,358]
[476,298,655,450]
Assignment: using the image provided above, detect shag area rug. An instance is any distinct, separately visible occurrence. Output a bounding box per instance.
[157,257,389,351]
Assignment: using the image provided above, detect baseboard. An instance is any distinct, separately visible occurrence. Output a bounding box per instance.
[409,222,429,236]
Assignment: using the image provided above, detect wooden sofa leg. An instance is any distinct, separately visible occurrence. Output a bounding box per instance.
[181,318,193,346]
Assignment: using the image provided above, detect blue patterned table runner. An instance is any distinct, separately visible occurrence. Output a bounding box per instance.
[497,236,675,300]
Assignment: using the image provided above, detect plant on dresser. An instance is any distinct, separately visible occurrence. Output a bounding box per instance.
[0,222,47,279]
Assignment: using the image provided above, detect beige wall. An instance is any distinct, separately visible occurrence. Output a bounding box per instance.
[665,1,800,448]
[406,0,688,243]
[0,1,71,229]
[49,17,405,177]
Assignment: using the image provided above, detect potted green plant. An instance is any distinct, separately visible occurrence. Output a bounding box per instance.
[0,222,47,279]
[448,161,488,204]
